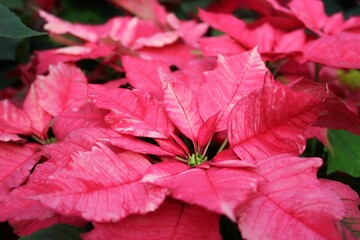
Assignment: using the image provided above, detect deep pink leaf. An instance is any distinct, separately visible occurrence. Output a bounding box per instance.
[320,180,360,239]
[89,84,174,139]
[52,104,109,141]
[198,48,268,131]
[197,112,219,147]
[160,70,203,141]
[229,82,320,161]
[0,143,40,201]
[83,199,221,240]
[122,56,169,99]
[10,215,86,237]
[291,79,360,135]
[199,36,246,57]
[32,144,167,222]
[237,154,345,240]
[109,0,167,25]
[34,63,88,116]
[143,161,259,220]
[0,100,32,135]
[303,32,360,69]
[288,0,328,34]
[104,133,175,156]
[199,10,247,43]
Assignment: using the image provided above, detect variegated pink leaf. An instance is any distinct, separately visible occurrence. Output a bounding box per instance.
[160,70,203,141]
[31,144,167,222]
[0,143,40,202]
[89,84,174,139]
[237,154,345,240]
[83,199,221,240]
[53,104,109,141]
[229,82,320,161]
[34,63,88,116]
[198,48,268,131]
[143,161,259,220]
[0,100,32,135]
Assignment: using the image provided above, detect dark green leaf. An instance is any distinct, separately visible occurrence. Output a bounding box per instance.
[0,0,24,9]
[19,224,86,240]
[0,36,21,60]
[327,130,360,177]
[0,3,44,38]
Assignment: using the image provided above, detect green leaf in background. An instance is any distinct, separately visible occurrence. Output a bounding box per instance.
[0,3,44,38]
[338,69,360,91]
[0,36,21,60]
[19,224,86,240]
[327,130,360,177]
[0,0,24,10]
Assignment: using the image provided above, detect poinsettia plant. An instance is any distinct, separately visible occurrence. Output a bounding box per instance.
[1,0,360,239]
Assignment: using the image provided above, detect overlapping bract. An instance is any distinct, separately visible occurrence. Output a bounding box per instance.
[1,0,360,239]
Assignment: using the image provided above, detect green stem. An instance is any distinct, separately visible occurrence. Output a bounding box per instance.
[217,138,228,154]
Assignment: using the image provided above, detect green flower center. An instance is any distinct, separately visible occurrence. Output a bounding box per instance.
[188,152,208,167]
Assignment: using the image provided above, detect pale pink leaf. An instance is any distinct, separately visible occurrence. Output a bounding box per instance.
[143,161,259,220]
[23,84,52,137]
[0,143,40,202]
[31,144,167,222]
[199,48,268,131]
[83,199,221,240]
[89,84,173,139]
[132,31,179,49]
[44,127,125,167]
[0,131,24,143]
[34,63,88,116]
[52,104,109,141]
[229,82,320,161]
[237,154,345,240]
[0,100,32,135]
[160,70,203,141]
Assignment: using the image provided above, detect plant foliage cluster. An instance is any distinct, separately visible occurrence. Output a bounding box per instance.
[0,0,360,239]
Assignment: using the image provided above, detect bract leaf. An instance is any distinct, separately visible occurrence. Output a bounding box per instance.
[237,154,344,240]
[160,70,203,142]
[0,143,40,202]
[143,161,259,221]
[83,200,221,240]
[31,144,167,222]
[303,32,360,69]
[122,56,169,99]
[0,100,32,135]
[53,104,109,141]
[321,180,360,239]
[88,84,173,139]
[327,130,360,177]
[34,63,88,116]
[229,82,320,161]
[198,48,267,131]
